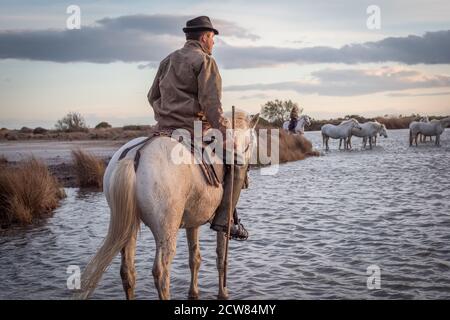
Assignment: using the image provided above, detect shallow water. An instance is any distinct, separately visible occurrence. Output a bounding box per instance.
[1,129,449,299]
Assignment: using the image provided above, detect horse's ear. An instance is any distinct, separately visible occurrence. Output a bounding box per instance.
[250,113,260,128]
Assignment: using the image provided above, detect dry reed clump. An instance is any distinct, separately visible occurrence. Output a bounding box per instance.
[255,128,319,166]
[71,149,106,188]
[374,116,417,129]
[0,158,65,226]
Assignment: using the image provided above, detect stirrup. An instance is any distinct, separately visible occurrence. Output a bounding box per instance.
[210,220,249,241]
[229,220,248,241]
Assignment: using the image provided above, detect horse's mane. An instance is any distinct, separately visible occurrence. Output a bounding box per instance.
[224,109,250,129]
[341,118,359,125]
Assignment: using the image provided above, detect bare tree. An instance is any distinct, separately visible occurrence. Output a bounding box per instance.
[55,112,88,132]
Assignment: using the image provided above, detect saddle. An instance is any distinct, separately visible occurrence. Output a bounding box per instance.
[118,129,224,187]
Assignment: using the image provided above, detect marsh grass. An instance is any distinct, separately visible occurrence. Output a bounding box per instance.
[0,158,65,226]
[71,149,106,189]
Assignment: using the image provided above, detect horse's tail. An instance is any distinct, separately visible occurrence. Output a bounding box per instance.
[76,159,140,299]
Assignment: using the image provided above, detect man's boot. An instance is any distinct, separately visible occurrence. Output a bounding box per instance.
[210,164,249,240]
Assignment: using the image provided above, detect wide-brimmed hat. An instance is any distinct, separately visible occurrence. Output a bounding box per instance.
[182,16,219,35]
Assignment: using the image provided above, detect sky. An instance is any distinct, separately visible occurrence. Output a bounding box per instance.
[0,0,450,128]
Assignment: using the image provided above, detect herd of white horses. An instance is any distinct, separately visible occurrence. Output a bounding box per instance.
[283,115,450,150]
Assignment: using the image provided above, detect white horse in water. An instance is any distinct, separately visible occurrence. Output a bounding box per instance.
[410,117,450,146]
[77,110,259,300]
[321,118,362,151]
[343,121,388,150]
[282,115,312,134]
[419,116,433,142]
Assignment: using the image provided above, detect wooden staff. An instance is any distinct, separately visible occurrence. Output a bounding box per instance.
[223,105,235,288]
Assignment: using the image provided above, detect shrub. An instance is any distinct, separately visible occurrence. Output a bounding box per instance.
[20,127,33,134]
[5,133,18,141]
[122,125,143,131]
[33,127,48,134]
[71,149,105,189]
[95,122,112,129]
[0,158,65,226]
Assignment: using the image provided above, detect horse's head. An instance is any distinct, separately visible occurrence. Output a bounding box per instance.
[302,115,312,127]
[379,124,388,138]
[226,110,259,165]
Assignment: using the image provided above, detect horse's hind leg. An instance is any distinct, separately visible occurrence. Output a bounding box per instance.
[120,228,138,300]
[152,234,177,300]
[216,232,229,300]
[186,227,201,300]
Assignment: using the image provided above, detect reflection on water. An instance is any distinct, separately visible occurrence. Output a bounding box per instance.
[1,129,449,299]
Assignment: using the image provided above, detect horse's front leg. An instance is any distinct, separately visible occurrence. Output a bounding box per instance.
[216,232,229,300]
[186,227,201,299]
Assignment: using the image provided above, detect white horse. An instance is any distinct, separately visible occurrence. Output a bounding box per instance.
[366,123,388,147]
[321,118,362,151]
[282,115,312,134]
[344,121,388,150]
[410,117,450,146]
[77,110,259,300]
[419,116,433,142]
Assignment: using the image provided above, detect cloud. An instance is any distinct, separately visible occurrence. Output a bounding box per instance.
[215,30,450,68]
[96,14,259,40]
[386,91,450,97]
[0,14,257,64]
[224,67,450,96]
[0,13,449,68]
[238,93,271,100]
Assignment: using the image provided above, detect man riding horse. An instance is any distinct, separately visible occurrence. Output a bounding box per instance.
[147,16,248,240]
[288,105,300,133]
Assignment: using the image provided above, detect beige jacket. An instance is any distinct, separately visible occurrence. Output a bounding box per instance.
[148,40,229,136]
